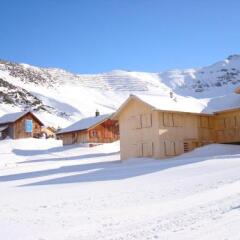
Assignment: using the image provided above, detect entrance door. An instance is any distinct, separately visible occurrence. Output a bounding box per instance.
[72,132,78,144]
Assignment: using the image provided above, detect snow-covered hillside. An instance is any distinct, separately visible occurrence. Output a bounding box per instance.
[1,55,240,127]
[0,138,240,240]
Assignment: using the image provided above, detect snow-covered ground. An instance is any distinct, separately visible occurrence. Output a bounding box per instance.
[0,138,240,239]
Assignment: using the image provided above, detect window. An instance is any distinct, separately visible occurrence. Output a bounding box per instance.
[142,142,153,157]
[215,118,225,130]
[224,116,236,128]
[131,115,141,129]
[200,116,209,128]
[173,114,184,127]
[163,113,174,127]
[236,115,240,127]
[132,143,143,157]
[141,114,152,128]
[164,140,175,156]
[0,132,2,138]
[25,119,33,133]
[90,130,98,138]
[216,131,224,141]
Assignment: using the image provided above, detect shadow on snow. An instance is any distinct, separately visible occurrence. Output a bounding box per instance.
[1,152,240,186]
[17,151,120,164]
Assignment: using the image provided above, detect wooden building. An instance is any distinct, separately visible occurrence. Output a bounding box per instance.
[56,113,119,145]
[113,94,215,160]
[214,107,240,144]
[0,111,44,140]
[41,126,57,138]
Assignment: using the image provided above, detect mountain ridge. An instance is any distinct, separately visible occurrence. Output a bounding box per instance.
[0,55,240,127]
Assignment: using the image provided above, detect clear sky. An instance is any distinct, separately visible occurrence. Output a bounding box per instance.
[1,0,240,73]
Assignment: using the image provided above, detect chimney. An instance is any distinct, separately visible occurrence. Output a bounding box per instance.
[95,109,100,117]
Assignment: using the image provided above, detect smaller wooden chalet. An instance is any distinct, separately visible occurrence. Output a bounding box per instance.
[56,113,119,145]
[0,111,44,140]
[41,126,57,138]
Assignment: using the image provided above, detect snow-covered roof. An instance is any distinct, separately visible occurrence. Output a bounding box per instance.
[113,94,214,119]
[0,111,29,124]
[57,114,112,134]
[0,111,44,125]
[134,94,213,114]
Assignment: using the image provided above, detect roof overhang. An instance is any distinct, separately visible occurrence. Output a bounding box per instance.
[0,125,8,132]
[112,95,155,120]
[57,114,113,135]
[214,107,240,114]
[56,128,88,135]
[153,109,214,116]
[0,111,44,126]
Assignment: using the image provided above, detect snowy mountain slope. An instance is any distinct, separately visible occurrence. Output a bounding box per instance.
[0,138,240,239]
[1,55,240,127]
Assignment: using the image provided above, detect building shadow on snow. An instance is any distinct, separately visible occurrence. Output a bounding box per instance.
[1,152,240,186]
[12,144,86,156]
[18,151,120,164]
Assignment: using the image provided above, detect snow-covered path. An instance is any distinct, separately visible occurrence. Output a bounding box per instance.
[0,139,240,240]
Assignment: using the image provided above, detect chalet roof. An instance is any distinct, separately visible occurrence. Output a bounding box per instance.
[113,94,214,119]
[0,111,44,125]
[135,94,213,114]
[57,114,112,134]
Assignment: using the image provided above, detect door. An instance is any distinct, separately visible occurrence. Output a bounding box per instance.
[72,132,78,144]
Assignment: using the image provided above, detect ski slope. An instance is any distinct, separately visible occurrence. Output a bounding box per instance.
[0,138,240,239]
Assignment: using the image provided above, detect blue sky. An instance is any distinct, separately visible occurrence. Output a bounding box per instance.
[1,0,240,73]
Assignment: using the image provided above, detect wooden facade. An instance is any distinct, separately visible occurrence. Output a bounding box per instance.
[214,108,240,144]
[41,126,56,138]
[57,119,119,145]
[114,95,240,160]
[0,111,43,140]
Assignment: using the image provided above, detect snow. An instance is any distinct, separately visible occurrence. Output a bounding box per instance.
[132,94,213,114]
[0,138,240,239]
[1,55,240,128]
[1,56,240,238]
[0,111,28,124]
[58,113,112,134]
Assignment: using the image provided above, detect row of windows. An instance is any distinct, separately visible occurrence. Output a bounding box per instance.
[133,142,153,157]
[131,113,216,129]
[215,115,240,130]
[216,128,240,141]
[131,113,185,129]
[89,130,116,138]
[163,114,214,129]
[164,140,183,156]
[162,113,184,127]
[131,114,152,129]
[132,140,192,158]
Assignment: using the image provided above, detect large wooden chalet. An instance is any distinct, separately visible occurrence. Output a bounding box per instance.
[113,88,240,160]
[0,111,44,140]
[56,112,119,145]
